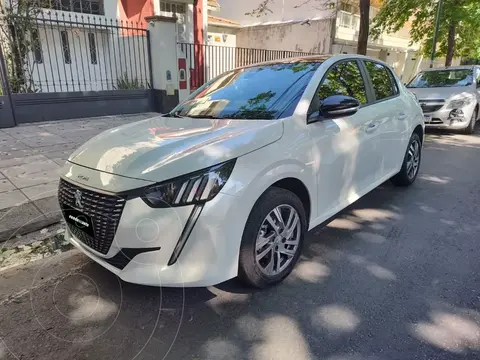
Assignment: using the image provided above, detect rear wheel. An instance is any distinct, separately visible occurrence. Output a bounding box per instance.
[391,133,422,187]
[238,187,307,288]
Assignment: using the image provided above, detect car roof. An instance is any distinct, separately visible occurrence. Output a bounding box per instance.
[240,54,392,69]
[422,65,476,72]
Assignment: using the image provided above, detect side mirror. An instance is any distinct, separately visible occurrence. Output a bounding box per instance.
[319,95,360,119]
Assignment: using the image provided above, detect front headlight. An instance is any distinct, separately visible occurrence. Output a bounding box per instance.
[142,160,236,208]
[447,96,474,109]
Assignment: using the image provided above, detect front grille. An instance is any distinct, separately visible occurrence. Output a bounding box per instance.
[420,99,445,114]
[58,179,126,254]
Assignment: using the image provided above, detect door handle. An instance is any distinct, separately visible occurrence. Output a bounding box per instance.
[398,113,407,120]
[365,123,378,134]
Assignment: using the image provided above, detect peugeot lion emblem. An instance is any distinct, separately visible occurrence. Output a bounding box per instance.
[75,189,83,209]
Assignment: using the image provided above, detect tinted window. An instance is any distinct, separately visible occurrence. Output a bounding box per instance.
[407,69,473,88]
[317,61,368,104]
[364,61,396,100]
[170,62,321,120]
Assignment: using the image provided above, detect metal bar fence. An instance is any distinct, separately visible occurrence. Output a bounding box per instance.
[178,42,317,90]
[0,13,150,94]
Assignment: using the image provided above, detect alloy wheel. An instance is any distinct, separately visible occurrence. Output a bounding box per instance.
[255,205,301,276]
[406,139,420,180]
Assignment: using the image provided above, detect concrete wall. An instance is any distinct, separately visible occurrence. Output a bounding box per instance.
[10,90,150,124]
[0,96,16,128]
[235,19,333,54]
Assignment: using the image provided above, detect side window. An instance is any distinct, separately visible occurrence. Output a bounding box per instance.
[388,69,399,95]
[476,68,480,88]
[317,60,368,105]
[364,61,397,100]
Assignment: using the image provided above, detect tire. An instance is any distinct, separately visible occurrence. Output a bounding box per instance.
[391,132,422,187]
[238,187,307,288]
[463,108,477,135]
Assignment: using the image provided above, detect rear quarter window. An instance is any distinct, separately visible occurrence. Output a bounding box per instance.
[364,61,397,100]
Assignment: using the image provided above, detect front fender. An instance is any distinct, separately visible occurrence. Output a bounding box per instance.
[221,141,317,228]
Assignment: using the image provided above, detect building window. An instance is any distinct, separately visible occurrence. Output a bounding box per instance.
[160,1,187,42]
[60,30,71,64]
[88,33,97,65]
[338,1,360,30]
[43,0,104,15]
[340,2,359,14]
[32,29,43,64]
[160,1,185,15]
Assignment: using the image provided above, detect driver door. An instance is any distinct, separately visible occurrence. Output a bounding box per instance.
[307,59,379,220]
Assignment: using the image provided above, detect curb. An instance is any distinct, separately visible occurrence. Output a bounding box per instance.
[0,217,61,243]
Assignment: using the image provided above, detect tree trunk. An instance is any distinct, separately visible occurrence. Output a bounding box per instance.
[445,24,456,67]
[357,0,370,55]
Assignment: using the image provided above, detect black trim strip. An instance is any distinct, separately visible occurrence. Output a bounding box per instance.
[168,204,204,266]
[104,247,161,270]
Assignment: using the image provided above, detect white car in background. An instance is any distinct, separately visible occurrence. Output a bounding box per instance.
[407,66,480,134]
[59,55,424,288]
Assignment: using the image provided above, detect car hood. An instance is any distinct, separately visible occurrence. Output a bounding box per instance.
[408,87,475,101]
[68,116,284,183]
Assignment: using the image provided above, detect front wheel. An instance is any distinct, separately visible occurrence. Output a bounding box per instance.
[238,187,307,288]
[463,108,477,135]
[391,132,422,187]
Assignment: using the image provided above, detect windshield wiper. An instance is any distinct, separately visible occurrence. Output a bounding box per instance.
[163,111,184,118]
[186,115,225,119]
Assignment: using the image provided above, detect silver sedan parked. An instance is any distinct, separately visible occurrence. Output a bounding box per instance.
[407,66,480,134]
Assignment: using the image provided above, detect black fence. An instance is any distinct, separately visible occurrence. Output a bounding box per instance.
[178,42,317,88]
[0,13,151,94]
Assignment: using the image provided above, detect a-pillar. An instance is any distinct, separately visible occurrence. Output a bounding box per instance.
[145,15,179,113]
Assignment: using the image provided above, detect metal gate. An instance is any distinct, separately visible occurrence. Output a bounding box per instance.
[0,12,152,127]
[0,44,16,128]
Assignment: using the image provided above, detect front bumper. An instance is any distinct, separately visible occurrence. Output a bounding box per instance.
[64,188,243,287]
[423,102,476,130]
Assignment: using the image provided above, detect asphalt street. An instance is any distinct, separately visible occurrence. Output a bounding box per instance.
[0,128,479,360]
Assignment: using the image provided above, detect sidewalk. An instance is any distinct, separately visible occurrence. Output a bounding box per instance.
[0,112,158,242]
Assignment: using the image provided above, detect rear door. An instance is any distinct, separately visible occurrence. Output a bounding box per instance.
[361,60,406,179]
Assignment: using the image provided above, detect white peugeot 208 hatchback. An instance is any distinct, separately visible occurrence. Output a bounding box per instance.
[59,55,424,288]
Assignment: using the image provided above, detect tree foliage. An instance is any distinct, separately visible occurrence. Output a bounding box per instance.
[371,0,480,64]
[0,0,46,93]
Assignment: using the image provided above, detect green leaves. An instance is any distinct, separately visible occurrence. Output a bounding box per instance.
[371,0,480,61]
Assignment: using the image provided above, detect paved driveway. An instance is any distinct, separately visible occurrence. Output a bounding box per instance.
[0,113,157,240]
[0,129,479,360]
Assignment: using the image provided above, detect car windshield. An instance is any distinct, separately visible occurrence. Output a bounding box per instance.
[407,69,473,88]
[168,62,321,120]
